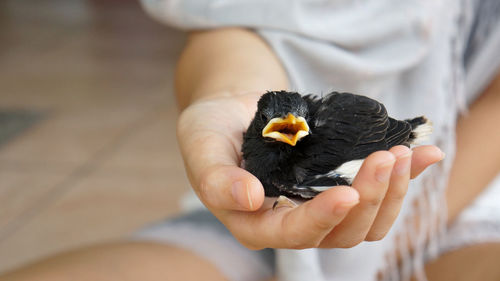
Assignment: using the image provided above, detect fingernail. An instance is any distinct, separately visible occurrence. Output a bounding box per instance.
[441,151,446,159]
[375,160,395,183]
[232,181,252,210]
[394,151,412,176]
[334,200,359,215]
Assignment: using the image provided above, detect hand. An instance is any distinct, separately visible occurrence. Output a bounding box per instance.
[177,92,444,249]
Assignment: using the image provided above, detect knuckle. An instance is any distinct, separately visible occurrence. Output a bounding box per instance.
[282,224,316,249]
[225,221,266,250]
[363,193,384,208]
[337,237,364,248]
[388,186,408,201]
[311,217,333,231]
[282,226,308,249]
[365,230,388,241]
[285,235,314,249]
[238,239,264,251]
[390,145,410,155]
[198,173,211,199]
[197,168,220,206]
[176,108,196,138]
[281,210,322,249]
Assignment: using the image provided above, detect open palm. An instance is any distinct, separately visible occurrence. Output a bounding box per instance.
[177,92,444,249]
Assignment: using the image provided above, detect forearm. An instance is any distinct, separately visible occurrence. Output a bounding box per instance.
[175,27,289,109]
[446,73,500,222]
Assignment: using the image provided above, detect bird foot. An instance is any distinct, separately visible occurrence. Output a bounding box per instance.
[272,195,298,210]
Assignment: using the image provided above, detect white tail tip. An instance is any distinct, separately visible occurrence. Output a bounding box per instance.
[411,119,433,144]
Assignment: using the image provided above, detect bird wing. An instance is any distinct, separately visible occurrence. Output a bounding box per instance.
[304,92,390,164]
[385,117,412,147]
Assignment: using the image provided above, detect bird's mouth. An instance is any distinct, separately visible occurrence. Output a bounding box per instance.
[262,113,310,146]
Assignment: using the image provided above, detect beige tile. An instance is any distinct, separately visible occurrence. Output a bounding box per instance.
[0,4,184,109]
[0,169,73,232]
[0,56,176,110]
[98,104,183,174]
[0,102,157,164]
[0,172,23,196]
[0,170,190,273]
[0,1,91,62]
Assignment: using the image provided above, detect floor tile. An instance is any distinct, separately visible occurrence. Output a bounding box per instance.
[98,105,183,173]
[0,169,74,233]
[0,110,45,147]
[0,170,190,273]
[0,103,156,165]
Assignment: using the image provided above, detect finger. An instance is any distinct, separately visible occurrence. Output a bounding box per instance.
[410,145,445,179]
[199,165,264,211]
[320,151,396,248]
[225,186,359,249]
[366,145,412,241]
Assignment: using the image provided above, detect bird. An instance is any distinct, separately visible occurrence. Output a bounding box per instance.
[241,90,432,208]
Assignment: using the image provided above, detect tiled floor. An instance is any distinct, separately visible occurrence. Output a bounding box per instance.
[0,0,190,273]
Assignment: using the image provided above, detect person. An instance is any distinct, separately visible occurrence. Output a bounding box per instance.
[2,1,500,281]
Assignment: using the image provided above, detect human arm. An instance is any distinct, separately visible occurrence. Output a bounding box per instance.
[175,27,444,249]
[446,73,500,222]
[175,28,289,109]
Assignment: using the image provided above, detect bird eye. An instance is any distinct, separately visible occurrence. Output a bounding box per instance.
[260,113,268,122]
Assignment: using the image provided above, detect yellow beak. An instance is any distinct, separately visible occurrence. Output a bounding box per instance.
[262,113,310,146]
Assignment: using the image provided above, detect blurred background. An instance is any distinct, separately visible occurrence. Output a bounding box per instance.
[0,0,190,273]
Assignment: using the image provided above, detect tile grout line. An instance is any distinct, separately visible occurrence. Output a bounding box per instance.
[0,160,180,177]
[0,104,168,242]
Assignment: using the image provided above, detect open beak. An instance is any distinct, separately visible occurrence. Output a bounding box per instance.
[262,113,310,146]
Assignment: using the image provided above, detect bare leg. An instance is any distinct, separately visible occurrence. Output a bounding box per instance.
[423,243,500,281]
[0,241,229,281]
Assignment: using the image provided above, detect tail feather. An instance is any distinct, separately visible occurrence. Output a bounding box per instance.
[406,116,433,144]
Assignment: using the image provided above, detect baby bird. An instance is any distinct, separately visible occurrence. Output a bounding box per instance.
[241,91,432,207]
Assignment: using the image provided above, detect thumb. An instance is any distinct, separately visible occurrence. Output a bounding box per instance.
[177,100,264,211]
[178,111,264,211]
[198,165,264,211]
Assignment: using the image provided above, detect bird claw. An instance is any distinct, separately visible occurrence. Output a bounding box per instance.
[272,195,298,210]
